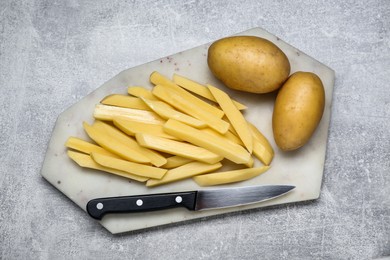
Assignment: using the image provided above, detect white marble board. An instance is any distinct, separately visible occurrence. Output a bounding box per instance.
[40,27,335,234]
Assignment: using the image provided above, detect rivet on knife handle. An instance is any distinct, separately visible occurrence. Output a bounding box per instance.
[86,191,197,220]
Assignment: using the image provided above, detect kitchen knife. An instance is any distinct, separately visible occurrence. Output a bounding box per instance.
[87,184,295,220]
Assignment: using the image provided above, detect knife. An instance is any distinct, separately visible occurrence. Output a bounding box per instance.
[86,184,295,220]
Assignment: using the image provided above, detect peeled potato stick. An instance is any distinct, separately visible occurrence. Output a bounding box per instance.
[83,122,151,164]
[173,74,247,110]
[201,128,244,146]
[163,119,251,164]
[245,156,254,168]
[91,152,167,179]
[94,104,165,125]
[113,118,179,140]
[193,166,270,186]
[150,71,225,118]
[248,123,274,165]
[142,97,206,128]
[67,150,148,182]
[146,161,222,187]
[248,123,274,153]
[253,141,273,166]
[136,133,223,164]
[93,121,167,167]
[65,137,120,158]
[208,84,253,153]
[127,86,159,100]
[162,156,194,169]
[171,93,230,134]
[101,94,151,110]
[224,116,239,137]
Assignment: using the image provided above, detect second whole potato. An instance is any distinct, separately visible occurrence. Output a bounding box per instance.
[272,72,325,151]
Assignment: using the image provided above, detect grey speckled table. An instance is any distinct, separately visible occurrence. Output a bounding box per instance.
[1,0,389,259]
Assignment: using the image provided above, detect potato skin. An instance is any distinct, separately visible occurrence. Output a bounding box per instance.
[272,72,325,151]
[207,36,290,93]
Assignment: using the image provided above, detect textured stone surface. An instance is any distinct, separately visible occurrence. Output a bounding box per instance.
[0,0,389,259]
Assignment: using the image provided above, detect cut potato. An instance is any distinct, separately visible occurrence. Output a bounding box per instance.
[193,166,270,186]
[173,74,247,110]
[83,122,151,164]
[100,94,151,110]
[162,156,193,169]
[127,86,159,100]
[245,156,254,168]
[224,116,239,136]
[141,97,206,128]
[65,137,119,158]
[253,141,273,166]
[163,119,251,164]
[170,93,230,134]
[208,84,253,153]
[68,150,148,182]
[93,121,167,167]
[113,118,179,140]
[248,123,274,165]
[136,133,223,164]
[248,123,274,153]
[201,128,244,146]
[150,71,224,118]
[91,152,167,179]
[94,104,164,125]
[146,161,222,187]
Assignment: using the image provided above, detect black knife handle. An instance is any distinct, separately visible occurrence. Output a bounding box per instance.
[86,191,197,220]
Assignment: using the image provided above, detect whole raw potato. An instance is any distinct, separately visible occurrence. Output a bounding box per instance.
[272,72,325,151]
[207,36,290,93]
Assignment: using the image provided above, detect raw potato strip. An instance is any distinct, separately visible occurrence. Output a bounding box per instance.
[248,123,274,153]
[193,166,270,186]
[113,118,179,140]
[127,86,159,100]
[135,133,223,164]
[224,116,239,137]
[201,127,244,146]
[146,161,222,187]
[171,93,230,134]
[91,152,167,179]
[208,84,253,153]
[141,97,206,128]
[93,121,167,167]
[101,94,151,110]
[245,156,254,168]
[152,85,229,134]
[162,156,193,169]
[94,104,164,125]
[253,142,273,166]
[173,74,247,110]
[164,119,251,164]
[150,71,225,118]
[68,151,148,182]
[65,137,120,158]
[248,123,274,165]
[83,122,151,164]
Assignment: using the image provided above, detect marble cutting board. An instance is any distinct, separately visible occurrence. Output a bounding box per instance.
[40,27,335,234]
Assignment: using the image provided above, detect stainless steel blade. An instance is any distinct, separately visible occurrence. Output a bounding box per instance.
[194,184,295,210]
